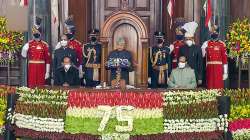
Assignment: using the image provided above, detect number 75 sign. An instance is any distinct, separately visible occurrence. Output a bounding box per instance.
[97,105,134,132]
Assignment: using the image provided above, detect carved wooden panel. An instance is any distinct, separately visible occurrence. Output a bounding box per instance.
[94,0,161,46]
[94,0,160,86]
[105,0,121,10]
[140,16,150,35]
[68,0,92,44]
[133,0,150,11]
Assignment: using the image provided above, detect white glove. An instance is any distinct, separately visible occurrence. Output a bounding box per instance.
[169,44,174,54]
[79,65,83,78]
[45,72,50,79]
[223,64,228,74]
[223,64,228,80]
[148,77,151,84]
[83,79,86,85]
[223,73,228,80]
[45,64,50,79]
[201,41,208,58]
[198,80,202,85]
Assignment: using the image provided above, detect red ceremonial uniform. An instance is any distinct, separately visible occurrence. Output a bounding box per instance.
[206,40,227,89]
[172,40,184,68]
[68,39,83,67]
[27,40,50,88]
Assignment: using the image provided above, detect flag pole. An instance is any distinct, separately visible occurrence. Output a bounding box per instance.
[192,0,194,21]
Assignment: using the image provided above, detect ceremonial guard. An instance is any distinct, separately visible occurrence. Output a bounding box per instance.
[21,17,51,88]
[169,27,185,68]
[150,32,171,88]
[106,37,133,85]
[201,25,228,89]
[64,17,84,78]
[53,35,77,73]
[179,22,203,85]
[82,29,102,87]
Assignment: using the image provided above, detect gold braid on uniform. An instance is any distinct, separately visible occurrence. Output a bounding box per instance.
[150,50,162,67]
[82,44,88,58]
[86,48,96,65]
[150,49,167,84]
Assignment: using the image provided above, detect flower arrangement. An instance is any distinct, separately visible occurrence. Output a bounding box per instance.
[226,18,250,61]
[163,90,221,120]
[65,91,164,136]
[14,113,64,132]
[0,85,11,136]
[163,90,226,138]
[232,129,250,140]
[224,89,250,139]
[163,90,221,105]
[14,87,69,138]
[12,88,239,140]
[0,17,24,65]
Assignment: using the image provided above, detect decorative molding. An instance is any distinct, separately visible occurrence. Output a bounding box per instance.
[101,11,148,40]
[133,0,150,11]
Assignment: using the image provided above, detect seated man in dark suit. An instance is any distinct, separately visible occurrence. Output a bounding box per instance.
[54,56,80,86]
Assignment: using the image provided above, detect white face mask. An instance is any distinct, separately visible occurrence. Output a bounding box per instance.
[185,40,193,47]
[60,40,68,47]
[178,62,186,69]
[64,64,71,70]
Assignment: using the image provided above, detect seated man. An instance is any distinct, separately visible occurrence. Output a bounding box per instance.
[168,56,197,89]
[106,37,133,85]
[54,56,80,86]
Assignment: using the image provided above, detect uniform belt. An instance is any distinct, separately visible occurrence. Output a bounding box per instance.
[85,64,101,68]
[153,64,168,71]
[28,60,45,64]
[207,61,223,65]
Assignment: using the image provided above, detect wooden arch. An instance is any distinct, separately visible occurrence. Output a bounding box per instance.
[100,11,149,87]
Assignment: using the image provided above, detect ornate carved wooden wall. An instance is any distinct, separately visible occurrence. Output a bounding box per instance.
[230,0,250,21]
[93,0,161,46]
[100,11,149,86]
[92,0,161,87]
[68,0,92,44]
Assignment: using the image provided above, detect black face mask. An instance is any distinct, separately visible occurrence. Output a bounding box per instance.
[91,37,97,42]
[176,35,184,41]
[33,33,41,39]
[157,39,164,44]
[211,33,219,40]
[66,33,74,40]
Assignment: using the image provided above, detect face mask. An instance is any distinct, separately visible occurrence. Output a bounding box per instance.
[185,40,193,46]
[60,40,68,47]
[178,62,186,69]
[66,33,74,40]
[211,33,219,40]
[33,33,41,39]
[176,35,184,41]
[64,64,71,70]
[157,39,164,44]
[91,37,97,42]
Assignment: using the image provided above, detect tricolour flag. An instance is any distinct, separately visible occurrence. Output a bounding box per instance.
[203,0,212,29]
[19,0,28,7]
[167,0,175,29]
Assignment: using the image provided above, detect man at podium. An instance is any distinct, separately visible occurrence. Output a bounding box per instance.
[106,37,133,86]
